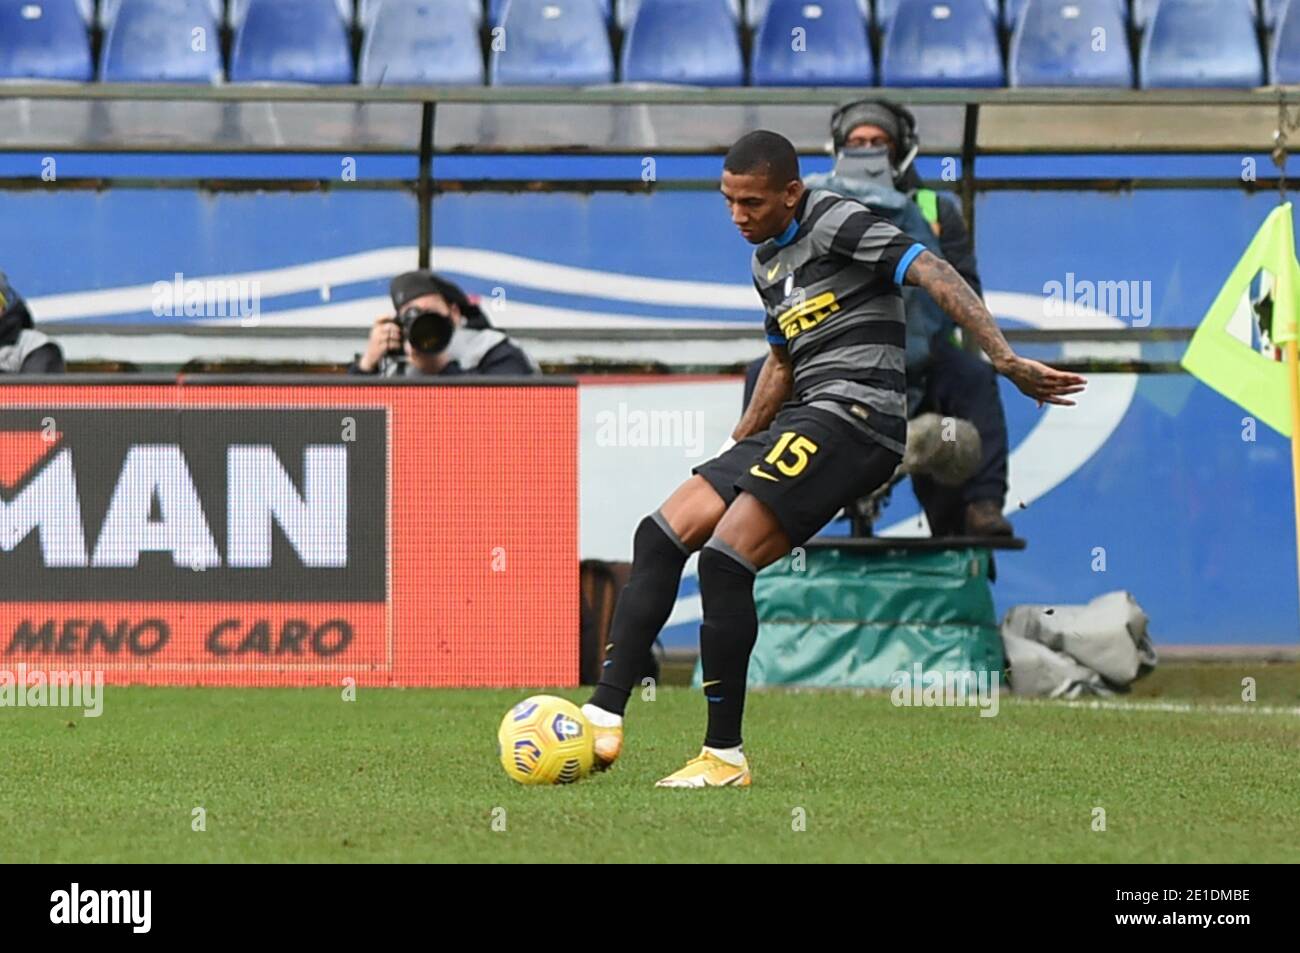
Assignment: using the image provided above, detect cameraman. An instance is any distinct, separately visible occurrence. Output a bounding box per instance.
[350,270,538,377]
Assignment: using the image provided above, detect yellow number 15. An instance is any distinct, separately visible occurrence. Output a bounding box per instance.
[765,431,819,477]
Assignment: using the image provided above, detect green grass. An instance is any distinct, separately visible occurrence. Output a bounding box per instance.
[2,672,1298,863]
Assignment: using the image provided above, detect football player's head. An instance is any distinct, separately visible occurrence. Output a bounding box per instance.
[721,130,804,245]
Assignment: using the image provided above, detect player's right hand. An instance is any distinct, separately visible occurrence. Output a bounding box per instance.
[1001,356,1088,407]
[358,315,402,371]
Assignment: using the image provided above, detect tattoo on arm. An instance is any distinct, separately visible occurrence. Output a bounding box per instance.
[905,250,1014,371]
[733,347,792,440]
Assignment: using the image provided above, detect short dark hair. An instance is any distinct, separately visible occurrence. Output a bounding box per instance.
[723,130,800,189]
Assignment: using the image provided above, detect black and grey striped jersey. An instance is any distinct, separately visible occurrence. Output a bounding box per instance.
[753,187,927,455]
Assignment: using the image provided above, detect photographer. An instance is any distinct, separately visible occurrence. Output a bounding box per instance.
[350,270,538,377]
[0,272,65,374]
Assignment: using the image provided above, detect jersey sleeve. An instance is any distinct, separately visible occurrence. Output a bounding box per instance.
[816,199,928,285]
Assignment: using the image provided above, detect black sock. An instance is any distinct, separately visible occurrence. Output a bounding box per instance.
[697,540,758,750]
[588,512,690,716]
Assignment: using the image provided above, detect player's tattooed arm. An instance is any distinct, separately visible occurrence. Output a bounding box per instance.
[733,345,793,440]
[904,250,1087,407]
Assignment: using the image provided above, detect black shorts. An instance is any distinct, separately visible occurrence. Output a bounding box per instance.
[692,403,902,548]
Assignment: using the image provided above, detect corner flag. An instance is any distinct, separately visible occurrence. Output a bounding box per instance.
[1181,203,1299,436]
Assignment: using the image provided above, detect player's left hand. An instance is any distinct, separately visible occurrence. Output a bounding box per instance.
[1000,356,1087,407]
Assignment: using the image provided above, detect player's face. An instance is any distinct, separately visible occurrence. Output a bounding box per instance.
[721,169,802,244]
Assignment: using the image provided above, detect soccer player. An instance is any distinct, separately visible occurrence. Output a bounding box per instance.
[582,131,1086,788]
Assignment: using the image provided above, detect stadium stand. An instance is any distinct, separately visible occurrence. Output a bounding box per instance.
[0,0,94,81]
[751,0,874,85]
[621,0,746,84]
[1139,0,1264,87]
[880,0,1004,86]
[359,0,485,85]
[1008,0,1134,87]
[0,0,1292,88]
[99,0,225,83]
[490,0,615,85]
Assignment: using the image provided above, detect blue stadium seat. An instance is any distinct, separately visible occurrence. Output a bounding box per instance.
[1009,0,1133,86]
[361,0,481,26]
[621,0,745,84]
[230,0,354,83]
[877,0,997,30]
[621,0,737,30]
[1004,0,1124,28]
[1132,0,1254,29]
[229,0,353,29]
[880,0,1004,86]
[1271,0,1300,82]
[751,0,872,85]
[490,0,615,85]
[100,0,225,82]
[1139,0,1263,87]
[492,0,609,24]
[0,0,93,81]
[99,0,222,28]
[359,0,484,84]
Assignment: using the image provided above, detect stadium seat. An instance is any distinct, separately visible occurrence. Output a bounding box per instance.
[1271,0,1300,82]
[359,0,484,84]
[99,0,223,28]
[743,0,857,29]
[230,0,354,83]
[1131,0,1254,29]
[1008,0,1133,86]
[100,0,225,82]
[229,0,353,29]
[1139,0,1263,87]
[880,0,1004,86]
[0,0,93,81]
[492,0,610,24]
[876,0,997,30]
[360,0,481,25]
[621,0,745,85]
[1003,0,1125,27]
[490,0,615,85]
[620,0,738,29]
[751,0,873,85]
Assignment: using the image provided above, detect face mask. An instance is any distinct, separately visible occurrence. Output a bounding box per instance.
[833,145,896,188]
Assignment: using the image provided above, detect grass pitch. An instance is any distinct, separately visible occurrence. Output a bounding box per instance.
[2,666,1298,863]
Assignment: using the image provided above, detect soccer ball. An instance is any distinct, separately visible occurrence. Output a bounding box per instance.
[497,695,594,785]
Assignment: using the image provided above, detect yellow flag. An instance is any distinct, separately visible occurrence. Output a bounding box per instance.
[1181,203,1300,436]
